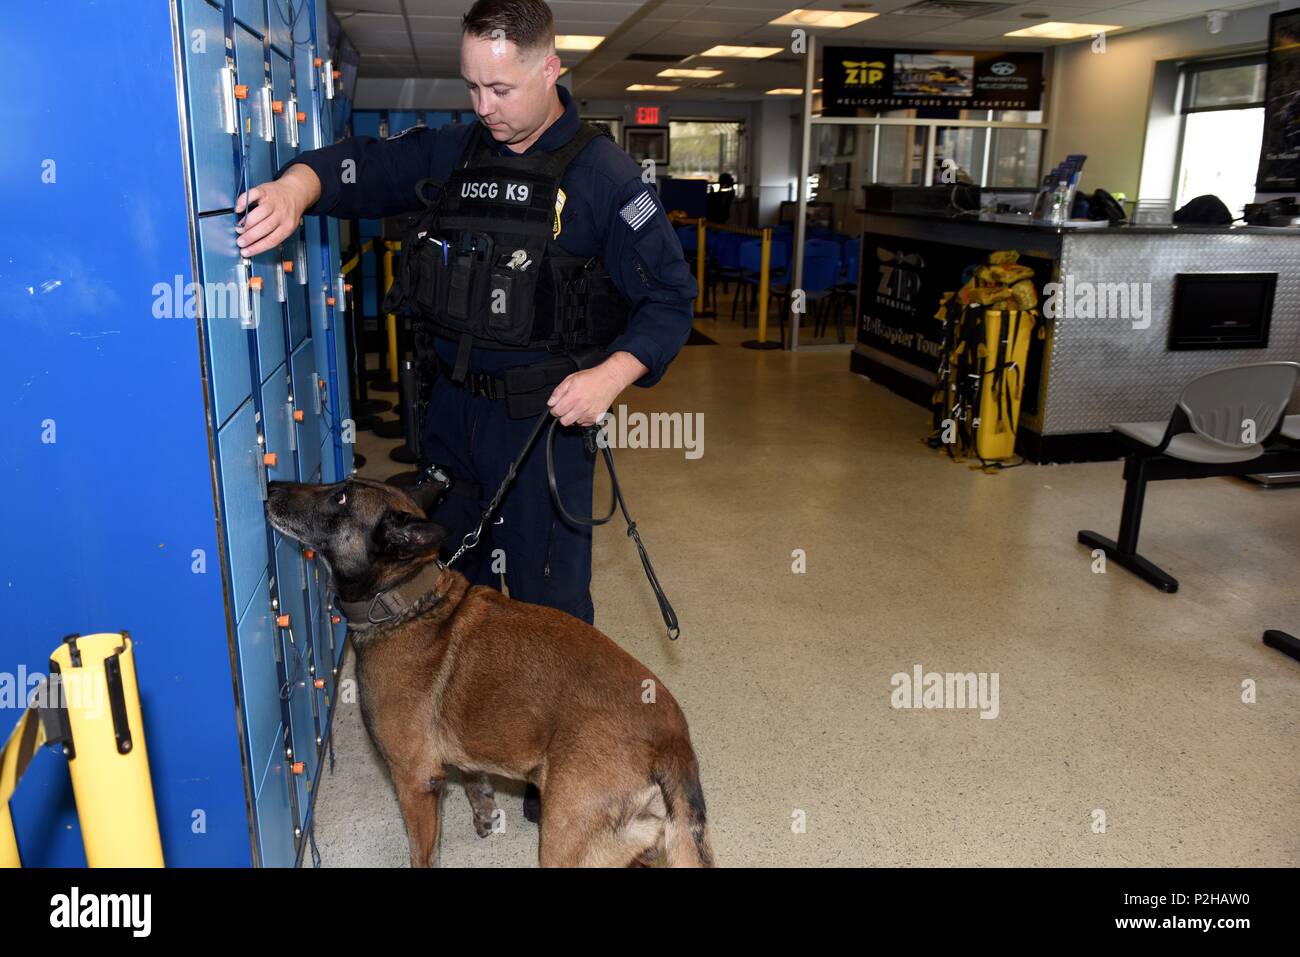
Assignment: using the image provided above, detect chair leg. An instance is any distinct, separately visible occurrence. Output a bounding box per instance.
[1077,454,1179,592]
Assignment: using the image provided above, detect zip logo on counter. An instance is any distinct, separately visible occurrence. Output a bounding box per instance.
[1042,276,1152,329]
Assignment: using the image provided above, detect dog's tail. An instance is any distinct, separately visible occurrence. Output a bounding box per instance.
[653,746,714,867]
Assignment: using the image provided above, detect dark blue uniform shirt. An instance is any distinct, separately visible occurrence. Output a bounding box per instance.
[279,85,696,388]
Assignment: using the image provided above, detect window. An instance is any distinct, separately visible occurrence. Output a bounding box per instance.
[1175,56,1266,217]
[667,120,746,194]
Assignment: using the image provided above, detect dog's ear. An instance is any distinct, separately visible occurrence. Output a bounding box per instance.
[375,512,450,559]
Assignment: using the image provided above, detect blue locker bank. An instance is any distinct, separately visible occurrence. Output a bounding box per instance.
[1,0,355,866]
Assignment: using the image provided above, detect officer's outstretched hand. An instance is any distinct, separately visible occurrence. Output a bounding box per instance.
[548,354,648,427]
[235,165,323,258]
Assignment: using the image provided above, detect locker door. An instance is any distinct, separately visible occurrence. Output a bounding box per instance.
[216,396,271,619]
[292,43,320,152]
[326,218,355,477]
[197,215,253,428]
[290,339,323,480]
[178,0,236,214]
[233,0,266,37]
[260,366,294,484]
[276,537,319,817]
[270,49,296,172]
[267,0,295,56]
[236,565,282,823]
[234,27,274,195]
[255,725,296,867]
[304,549,336,707]
[286,234,310,347]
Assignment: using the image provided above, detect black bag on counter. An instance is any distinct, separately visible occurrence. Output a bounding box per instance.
[1173,194,1233,225]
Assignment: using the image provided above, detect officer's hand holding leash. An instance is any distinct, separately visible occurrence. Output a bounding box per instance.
[546,351,647,427]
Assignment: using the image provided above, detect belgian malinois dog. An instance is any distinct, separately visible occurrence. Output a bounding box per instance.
[265,477,713,867]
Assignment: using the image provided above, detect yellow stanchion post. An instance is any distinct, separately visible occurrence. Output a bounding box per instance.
[382,246,399,384]
[742,226,781,350]
[0,709,46,867]
[48,633,164,867]
[694,219,711,318]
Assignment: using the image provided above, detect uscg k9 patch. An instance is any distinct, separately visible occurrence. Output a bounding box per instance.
[619,189,657,231]
[459,179,532,202]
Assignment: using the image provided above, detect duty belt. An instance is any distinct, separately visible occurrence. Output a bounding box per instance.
[437,360,508,401]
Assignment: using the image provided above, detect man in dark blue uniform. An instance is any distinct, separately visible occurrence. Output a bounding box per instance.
[235,0,695,821]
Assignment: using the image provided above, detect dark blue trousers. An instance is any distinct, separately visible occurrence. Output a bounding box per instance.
[419,352,597,626]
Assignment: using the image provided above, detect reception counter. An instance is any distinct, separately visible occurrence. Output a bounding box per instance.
[851,211,1300,462]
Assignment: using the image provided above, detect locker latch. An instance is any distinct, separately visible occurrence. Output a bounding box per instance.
[275,260,287,303]
[285,95,299,148]
[219,64,238,136]
[259,83,275,144]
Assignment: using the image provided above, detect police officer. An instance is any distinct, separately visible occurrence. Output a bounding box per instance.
[235,0,696,820]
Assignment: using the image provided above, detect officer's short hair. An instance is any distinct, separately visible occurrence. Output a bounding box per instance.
[462,0,555,57]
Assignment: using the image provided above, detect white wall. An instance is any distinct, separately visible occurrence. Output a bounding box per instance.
[1044,3,1277,199]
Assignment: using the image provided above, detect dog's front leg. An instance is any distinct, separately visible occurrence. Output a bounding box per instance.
[393,771,445,867]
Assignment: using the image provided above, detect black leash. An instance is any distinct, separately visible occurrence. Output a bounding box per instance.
[442,409,681,640]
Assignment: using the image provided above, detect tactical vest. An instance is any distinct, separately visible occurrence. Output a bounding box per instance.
[386,121,630,380]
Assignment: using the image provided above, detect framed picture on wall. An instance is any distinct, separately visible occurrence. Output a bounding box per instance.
[625,126,670,167]
[1257,9,1300,190]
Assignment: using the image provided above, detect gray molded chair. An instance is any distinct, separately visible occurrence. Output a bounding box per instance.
[1078,361,1300,592]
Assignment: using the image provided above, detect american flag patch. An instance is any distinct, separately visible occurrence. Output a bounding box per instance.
[618,190,656,231]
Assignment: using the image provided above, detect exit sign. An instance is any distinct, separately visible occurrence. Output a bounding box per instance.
[635,105,660,125]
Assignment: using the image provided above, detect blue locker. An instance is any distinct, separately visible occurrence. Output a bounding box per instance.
[254,725,296,867]
[5,0,349,867]
[270,49,297,171]
[216,398,271,619]
[253,261,286,382]
[197,215,254,427]
[293,38,320,152]
[236,566,286,831]
[178,0,236,214]
[304,554,336,706]
[234,0,267,37]
[261,366,294,483]
[234,26,274,196]
[290,339,324,478]
[267,0,296,56]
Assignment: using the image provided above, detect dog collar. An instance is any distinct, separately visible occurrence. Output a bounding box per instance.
[335,561,448,627]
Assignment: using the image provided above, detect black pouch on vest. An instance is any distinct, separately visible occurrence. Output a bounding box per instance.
[502,354,578,419]
[441,232,494,330]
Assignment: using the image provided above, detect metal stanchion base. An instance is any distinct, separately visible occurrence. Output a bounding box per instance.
[390,446,418,464]
[367,376,399,393]
[353,414,383,433]
[741,339,782,350]
[386,470,421,489]
[352,398,392,415]
[372,419,405,439]
[694,309,716,319]
[352,453,367,470]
